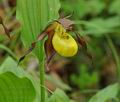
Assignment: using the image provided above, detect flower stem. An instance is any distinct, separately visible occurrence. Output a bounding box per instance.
[39,59,45,102]
[106,34,120,79]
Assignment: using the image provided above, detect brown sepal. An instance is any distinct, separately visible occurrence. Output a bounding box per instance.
[58,18,74,31]
[44,31,56,72]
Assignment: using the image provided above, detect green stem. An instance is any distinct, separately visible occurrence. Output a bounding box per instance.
[106,35,120,102]
[106,35,120,79]
[39,59,45,102]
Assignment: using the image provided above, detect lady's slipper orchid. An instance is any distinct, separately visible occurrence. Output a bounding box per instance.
[18,17,92,70]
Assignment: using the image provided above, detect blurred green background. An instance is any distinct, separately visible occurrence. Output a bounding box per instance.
[0,0,120,102]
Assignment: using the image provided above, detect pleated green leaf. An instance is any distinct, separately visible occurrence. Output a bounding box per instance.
[0,57,38,102]
[16,0,60,60]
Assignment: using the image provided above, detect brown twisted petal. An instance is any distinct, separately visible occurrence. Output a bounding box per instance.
[75,32,87,50]
[75,32,94,67]
[18,32,47,65]
[18,22,57,66]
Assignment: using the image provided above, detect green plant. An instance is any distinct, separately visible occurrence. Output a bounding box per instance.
[0,57,37,102]
[16,0,60,102]
[71,64,98,90]
[1,0,120,102]
[0,0,73,101]
[89,83,119,102]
